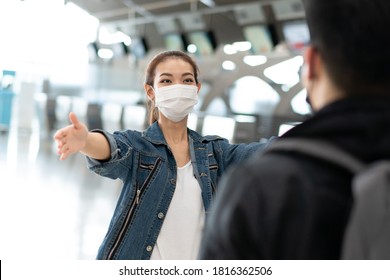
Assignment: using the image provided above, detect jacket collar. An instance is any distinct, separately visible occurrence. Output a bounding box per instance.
[142,121,204,146]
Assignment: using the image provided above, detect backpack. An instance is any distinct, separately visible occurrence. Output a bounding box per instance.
[264,138,390,259]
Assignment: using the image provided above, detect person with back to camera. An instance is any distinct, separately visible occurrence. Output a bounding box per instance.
[54,50,273,260]
[199,0,390,259]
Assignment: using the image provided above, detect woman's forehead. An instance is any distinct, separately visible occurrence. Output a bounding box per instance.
[155,58,194,74]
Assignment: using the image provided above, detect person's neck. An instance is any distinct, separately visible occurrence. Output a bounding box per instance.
[159,119,188,144]
[311,74,345,111]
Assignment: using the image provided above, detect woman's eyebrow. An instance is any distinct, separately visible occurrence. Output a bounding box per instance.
[159,72,194,77]
[159,73,173,77]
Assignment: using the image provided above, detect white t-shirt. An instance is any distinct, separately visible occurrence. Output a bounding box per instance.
[151,161,205,260]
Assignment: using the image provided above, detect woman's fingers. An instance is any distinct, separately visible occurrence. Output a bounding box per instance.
[57,143,74,160]
[69,112,80,128]
[57,141,67,154]
[53,129,64,141]
[60,148,71,160]
[53,112,86,160]
[59,150,69,161]
[54,129,71,160]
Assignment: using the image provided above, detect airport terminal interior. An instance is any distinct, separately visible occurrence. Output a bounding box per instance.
[0,0,312,259]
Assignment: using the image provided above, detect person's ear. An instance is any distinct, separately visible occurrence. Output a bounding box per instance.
[196,82,201,93]
[301,46,317,88]
[144,84,155,101]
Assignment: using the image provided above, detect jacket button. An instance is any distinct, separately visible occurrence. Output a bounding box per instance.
[158,212,165,219]
[170,179,176,185]
[146,245,153,252]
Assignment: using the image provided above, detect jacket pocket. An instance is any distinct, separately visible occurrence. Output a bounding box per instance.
[105,156,162,259]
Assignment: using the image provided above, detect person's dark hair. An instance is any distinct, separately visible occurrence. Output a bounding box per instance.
[304,0,390,95]
[144,50,200,125]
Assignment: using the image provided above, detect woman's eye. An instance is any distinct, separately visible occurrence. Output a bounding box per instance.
[184,78,195,83]
[160,79,171,84]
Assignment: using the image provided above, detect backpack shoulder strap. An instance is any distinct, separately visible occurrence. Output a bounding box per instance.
[266,137,390,259]
[342,160,390,259]
[264,138,365,173]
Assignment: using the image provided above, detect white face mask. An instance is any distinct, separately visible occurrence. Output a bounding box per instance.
[154,84,198,122]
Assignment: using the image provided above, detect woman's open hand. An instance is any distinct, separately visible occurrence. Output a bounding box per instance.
[53,112,88,160]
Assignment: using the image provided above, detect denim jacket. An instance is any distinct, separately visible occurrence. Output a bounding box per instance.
[87,122,269,260]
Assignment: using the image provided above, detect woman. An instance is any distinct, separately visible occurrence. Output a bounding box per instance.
[54,50,271,260]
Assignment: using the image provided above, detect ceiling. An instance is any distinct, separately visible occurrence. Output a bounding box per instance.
[70,0,271,24]
[69,0,306,50]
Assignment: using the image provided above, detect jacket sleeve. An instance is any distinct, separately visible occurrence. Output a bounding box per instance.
[221,136,278,168]
[86,129,135,181]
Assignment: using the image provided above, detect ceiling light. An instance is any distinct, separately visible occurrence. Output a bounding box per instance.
[223,44,237,55]
[200,0,215,8]
[187,44,197,54]
[97,48,114,59]
[232,41,252,52]
[222,60,236,71]
[243,55,267,67]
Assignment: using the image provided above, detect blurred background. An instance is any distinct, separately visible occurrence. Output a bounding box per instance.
[0,0,311,259]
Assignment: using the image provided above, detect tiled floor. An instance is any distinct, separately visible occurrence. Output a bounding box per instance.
[0,117,122,260]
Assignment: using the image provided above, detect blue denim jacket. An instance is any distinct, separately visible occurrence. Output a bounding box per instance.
[87,122,269,260]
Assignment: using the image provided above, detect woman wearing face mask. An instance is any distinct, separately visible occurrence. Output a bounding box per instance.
[54,50,272,260]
